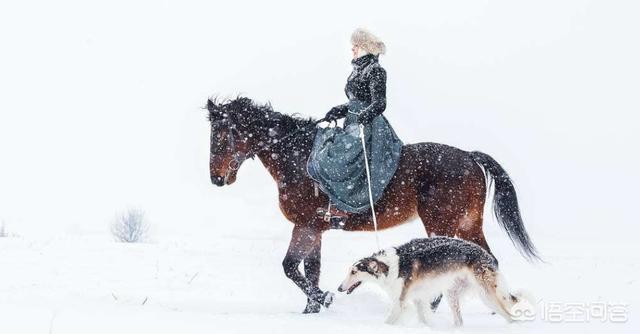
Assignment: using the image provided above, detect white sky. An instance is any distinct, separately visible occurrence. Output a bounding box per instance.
[0,0,638,240]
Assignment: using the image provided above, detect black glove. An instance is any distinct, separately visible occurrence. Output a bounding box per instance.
[325,106,346,122]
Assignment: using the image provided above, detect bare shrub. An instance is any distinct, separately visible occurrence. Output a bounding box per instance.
[111,209,149,243]
[0,220,7,238]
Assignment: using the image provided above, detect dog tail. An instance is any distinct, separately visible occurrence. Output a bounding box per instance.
[475,269,535,322]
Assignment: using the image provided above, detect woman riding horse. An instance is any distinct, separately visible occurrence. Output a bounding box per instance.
[308,28,402,225]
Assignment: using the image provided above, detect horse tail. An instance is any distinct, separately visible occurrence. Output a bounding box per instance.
[470,151,540,262]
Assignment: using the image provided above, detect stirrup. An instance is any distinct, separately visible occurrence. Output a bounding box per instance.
[316,207,347,229]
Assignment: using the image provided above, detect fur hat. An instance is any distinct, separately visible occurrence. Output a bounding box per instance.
[350,28,386,56]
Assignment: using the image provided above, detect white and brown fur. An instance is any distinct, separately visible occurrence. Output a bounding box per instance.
[338,237,528,326]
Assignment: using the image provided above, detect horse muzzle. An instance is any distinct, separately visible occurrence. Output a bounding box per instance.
[211,175,226,187]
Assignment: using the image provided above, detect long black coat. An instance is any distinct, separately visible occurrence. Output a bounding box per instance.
[308,53,401,213]
[332,54,387,124]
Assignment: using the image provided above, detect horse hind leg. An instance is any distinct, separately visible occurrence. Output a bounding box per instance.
[455,175,493,256]
[456,209,493,256]
[416,183,459,238]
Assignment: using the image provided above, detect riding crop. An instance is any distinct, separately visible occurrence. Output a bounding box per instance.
[359,124,381,251]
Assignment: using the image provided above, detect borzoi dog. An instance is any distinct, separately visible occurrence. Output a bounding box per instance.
[338,237,530,326]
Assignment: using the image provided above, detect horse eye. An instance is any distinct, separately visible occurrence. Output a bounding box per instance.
[351,270,356,275]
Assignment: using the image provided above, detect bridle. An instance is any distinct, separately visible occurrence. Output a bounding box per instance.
[209,119,248,184]
[211,116,326,183]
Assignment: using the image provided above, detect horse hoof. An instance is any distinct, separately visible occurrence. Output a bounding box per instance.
[302,300,321,314]
[321,291,335,308]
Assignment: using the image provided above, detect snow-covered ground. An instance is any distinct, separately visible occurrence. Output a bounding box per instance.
[0,222,637,333]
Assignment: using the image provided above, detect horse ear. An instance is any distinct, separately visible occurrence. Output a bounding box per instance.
[207,99,216,111]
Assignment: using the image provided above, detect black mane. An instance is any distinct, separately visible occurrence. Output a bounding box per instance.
[206,96,316,134]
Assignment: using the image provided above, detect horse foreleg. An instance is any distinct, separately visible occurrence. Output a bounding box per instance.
[282,225,333,312]
[302,236,322,313]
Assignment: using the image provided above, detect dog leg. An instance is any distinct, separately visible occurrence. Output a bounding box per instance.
[385,301,406,325]
[447,290,463,327]
[447,277,468,327]
[386,285,410,325]
[415,299,429,324]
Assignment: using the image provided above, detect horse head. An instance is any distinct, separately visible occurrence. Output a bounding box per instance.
[206,97,272,186]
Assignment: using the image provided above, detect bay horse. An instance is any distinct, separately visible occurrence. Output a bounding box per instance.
[206,97,538,314]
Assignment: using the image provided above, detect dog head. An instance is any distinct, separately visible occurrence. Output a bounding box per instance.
[337,255,389,294]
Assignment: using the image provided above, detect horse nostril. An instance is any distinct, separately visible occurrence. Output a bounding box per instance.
[211,175,225,186]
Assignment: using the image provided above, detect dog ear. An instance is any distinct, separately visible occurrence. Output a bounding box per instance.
[377,261,389,276]
[368,260,378,273]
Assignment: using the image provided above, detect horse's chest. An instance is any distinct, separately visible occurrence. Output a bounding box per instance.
[278,186,317,208]
[278,184,322,222]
